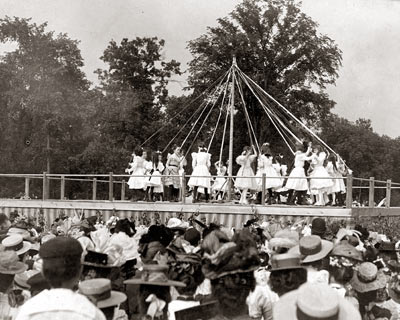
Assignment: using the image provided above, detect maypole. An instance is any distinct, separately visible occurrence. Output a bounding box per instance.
[227,57,236,201]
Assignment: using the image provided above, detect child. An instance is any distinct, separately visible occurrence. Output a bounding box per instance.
[145,151,165,202]
[309,146,333,206]
[235,146,257,205]
[188,143,212,203]
[212,161,227,200]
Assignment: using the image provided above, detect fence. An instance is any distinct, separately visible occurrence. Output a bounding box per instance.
[0,173,399,209]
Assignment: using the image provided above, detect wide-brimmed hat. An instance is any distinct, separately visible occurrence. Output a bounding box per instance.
[270,253,304,271]
[79,278,127,309]
[273,283,361,320]
[388,276,400,304]
[7,227,31,239]
[269,230,299,250]
[0,251,27,274]
[167,218,189,233]
[14,270,40,289]
[331,242,363,262]
[124,264,186,287]
[2,234,31,256]
[288,235,333,264]
[82,250,113,269]
[350,262,387,293]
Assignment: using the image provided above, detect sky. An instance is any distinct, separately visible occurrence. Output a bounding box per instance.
[0,0,399,137]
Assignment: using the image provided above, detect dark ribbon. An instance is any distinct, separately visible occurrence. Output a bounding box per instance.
[300,241,322,256]
[87,289,111,305]
[296,306,339,320]
[5,241,23,252]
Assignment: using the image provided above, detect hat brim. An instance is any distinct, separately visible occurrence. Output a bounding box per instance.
[15,241,32,256]
[82,262,114,269]
[97,291,127,309]
[0,261,27,275]
[288,240,333,264]
[273,288,361,320]
[124,278,186,287]
[350,271,387,293]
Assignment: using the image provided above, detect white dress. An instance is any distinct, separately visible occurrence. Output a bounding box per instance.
[188,152,211,189]
[127,156,147,190]
[263,156,283,190]
[235,154,257,190]
[309,152,334,191]
[146,162,165,193]
[285,152,312,191]
[212,166,227,192]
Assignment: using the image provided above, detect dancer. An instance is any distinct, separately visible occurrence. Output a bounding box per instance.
[212,160,227,200]
[164,145,184,202]
[127,147,147,201]
[285,142,313,205]
[188,143,212,203]
[262,145,283,205]
[309,145,333,206]
[335,155,347,206]
[145,151,165,202]
[272,155,288,204]
[235,146,257,204]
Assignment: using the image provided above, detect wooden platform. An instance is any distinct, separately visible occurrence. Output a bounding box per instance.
[1,199,399,228]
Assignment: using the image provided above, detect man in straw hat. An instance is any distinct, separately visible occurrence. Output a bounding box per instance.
[79,278,127,320]
[16,236,106,320]
[0,250,27,320]
[273,283,361,319]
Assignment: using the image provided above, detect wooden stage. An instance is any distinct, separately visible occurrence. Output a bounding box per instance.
[1,199,400,228]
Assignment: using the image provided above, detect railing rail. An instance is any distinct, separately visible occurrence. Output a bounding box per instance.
[0,172,398,208]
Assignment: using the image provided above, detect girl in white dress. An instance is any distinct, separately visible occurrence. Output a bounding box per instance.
[285,143,313,205]
[127,148,148,200]
[188,144,212,202]
[164,145,185,201]
[145,151,165,202]
[212,161,227,200]
[309,145,334,206]
[235,146,258,204]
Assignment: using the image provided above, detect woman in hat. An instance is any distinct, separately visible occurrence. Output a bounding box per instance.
[201,229,260,319]
[125,264,185,319]
[288,235,333,285]
[188,143,212,203]
[235,146,258,205]
[164,145,185,202]
[284,142,313,205]
[0,250,27,320]
[273,283,361,320]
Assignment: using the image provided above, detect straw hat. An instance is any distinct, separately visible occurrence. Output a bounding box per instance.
[14,270,40,289]
[331,242,363,262]
[0,251,27,274]
[79,278,127,309]
[350,262,387,293]
[124,264,186,287]
[270,253,304,271]
[7,227,31,239]
[269,230,299,250]
[2,234,31,256]
[288,235,333,264]
[167,218,189,233]
[273,283,361,320]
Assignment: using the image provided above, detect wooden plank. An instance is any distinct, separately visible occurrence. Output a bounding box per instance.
[386,180,392,209]
[369,177,375,208]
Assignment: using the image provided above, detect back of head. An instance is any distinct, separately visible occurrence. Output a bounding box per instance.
[39,237,83,288]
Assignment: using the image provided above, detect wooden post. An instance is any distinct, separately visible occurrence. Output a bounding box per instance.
[42,172,47,200]
[109,172,114,201]
[369,177,375,208]
[24,177,30,198]
[345,174,353,208]
[181,171,186,203]
[227,57,236,201]
[386,179,392,208]
[121,180,126,201]
[92,178,97,200]
[261,173,266,205]
[60,175,65,200]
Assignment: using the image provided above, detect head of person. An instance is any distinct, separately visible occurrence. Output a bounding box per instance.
[142,150,148,160]
[260,143,271,156]
[313,145,322,154]
[39,236,83,289]
[295,142,305,152]
[0,213,11,230]
[269,253,307,297]
[134,146,143,157]
[242,145,252,155]
[172,145,181,156]
[114,218,135,237]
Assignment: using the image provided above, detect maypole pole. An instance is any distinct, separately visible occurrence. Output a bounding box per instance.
[227,57,236,201]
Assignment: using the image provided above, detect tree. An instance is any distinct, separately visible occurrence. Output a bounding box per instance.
[184,0,342,157]
[0,17,90,197]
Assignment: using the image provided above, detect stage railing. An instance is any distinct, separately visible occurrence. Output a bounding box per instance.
[0,173,398,208]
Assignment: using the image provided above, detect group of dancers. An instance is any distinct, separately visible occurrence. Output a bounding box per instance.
[126,140,349,206]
